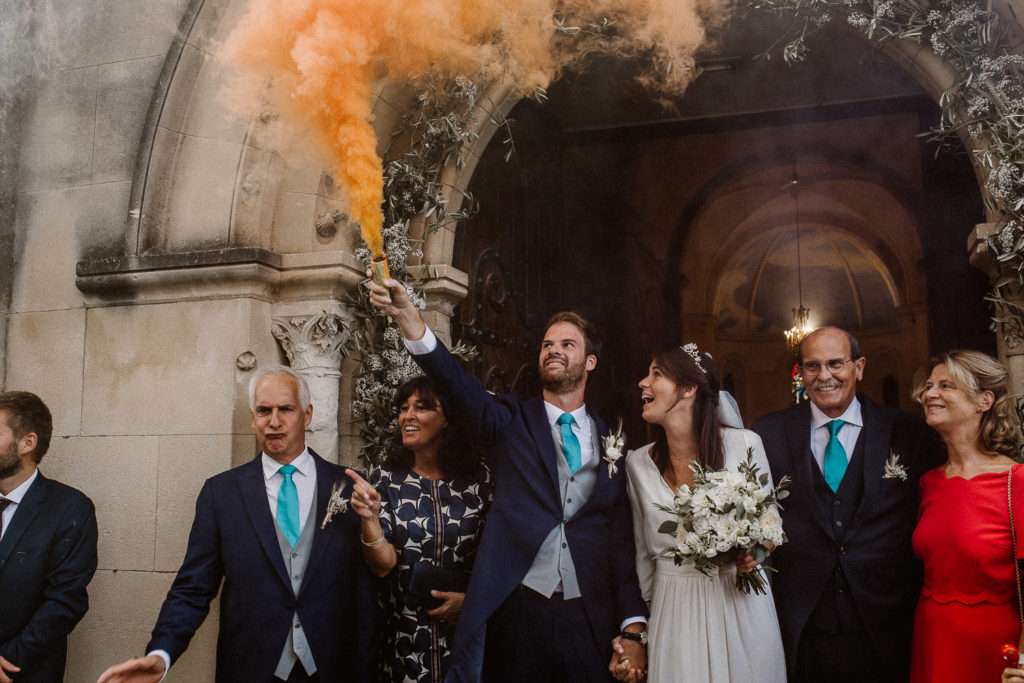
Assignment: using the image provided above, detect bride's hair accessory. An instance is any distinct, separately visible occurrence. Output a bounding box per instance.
[681,343,707,375]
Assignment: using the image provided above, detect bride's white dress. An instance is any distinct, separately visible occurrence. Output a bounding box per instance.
[626,428,786,683]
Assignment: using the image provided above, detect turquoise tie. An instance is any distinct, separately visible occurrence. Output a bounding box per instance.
[823,420,847,492]
[277,464,300,547]
[557,413,582,473]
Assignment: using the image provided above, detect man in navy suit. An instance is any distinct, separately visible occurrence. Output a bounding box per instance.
[368,277,648,683]
[0,391,98,683]
[98,366,376,682]
[751,327,940,682]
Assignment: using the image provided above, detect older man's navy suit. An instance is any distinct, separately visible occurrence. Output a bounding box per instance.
[146,450,376,681]
[409,342,647,683]
[752,393,940,682]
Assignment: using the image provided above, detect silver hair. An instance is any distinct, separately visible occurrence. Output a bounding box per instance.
[248,365,312,412]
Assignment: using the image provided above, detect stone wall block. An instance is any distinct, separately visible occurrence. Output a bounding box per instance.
[82,300,250,435]
[182,57,251,143]
[138,126,184,252]
[78,180,133,260]
[62,0,177,68]
[155,434,234,570]
[19,67,98,192]
[272,191,318,254]
[94,57,164,184]
[12,187,93,312]
[159,42,205,137]
[44,435,159,571]
[4,309,86,435]
[163,135,243,250]
[66,569,219,682]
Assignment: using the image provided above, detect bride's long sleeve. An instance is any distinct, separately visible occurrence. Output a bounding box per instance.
[625,452,654,608]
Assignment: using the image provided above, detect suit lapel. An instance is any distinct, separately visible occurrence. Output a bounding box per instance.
[0,472,46,571]
[786,403,834,537]
[299,452,338,596]
[851,395,894,529]
[524,397,561,497]
[586,412,614,503]
[237,457,292,590]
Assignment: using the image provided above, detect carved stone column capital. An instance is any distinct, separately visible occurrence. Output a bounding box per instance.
[272,311,349,374]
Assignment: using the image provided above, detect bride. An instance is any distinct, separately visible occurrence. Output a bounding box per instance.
[624,344,786,682]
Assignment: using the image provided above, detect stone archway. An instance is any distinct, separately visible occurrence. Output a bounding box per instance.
[73,0,1014,452]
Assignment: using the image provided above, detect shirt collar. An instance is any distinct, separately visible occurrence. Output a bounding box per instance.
[261,448,313,481]
[4,466,39,504]
[810,396,863,431]
[544,401,587,428]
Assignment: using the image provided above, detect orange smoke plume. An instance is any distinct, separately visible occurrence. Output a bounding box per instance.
[222,0,726,256]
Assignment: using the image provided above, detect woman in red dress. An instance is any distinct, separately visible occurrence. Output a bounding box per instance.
[908,350,1023,683]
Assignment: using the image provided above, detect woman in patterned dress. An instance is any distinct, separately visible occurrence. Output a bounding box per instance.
[348,375,492,683]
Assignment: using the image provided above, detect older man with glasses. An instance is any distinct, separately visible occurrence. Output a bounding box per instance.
[752,326,941,683]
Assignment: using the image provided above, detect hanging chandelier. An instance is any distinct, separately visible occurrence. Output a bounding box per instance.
[783,168,812,355]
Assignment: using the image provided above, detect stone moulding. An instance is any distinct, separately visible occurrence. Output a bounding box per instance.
[74,248,367,306]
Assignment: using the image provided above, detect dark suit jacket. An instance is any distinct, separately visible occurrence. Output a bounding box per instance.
[146,450,377,682]
[411,342,647,683]
[0,472,98,683]
[752,394,940,678]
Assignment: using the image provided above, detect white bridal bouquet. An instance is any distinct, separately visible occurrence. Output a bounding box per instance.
[656,448,790,595]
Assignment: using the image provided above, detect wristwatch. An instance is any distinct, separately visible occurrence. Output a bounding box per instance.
[620,629,648,646]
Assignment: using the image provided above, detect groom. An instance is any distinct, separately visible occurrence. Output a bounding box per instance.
[368,276,648,683]
[752,326,940,682]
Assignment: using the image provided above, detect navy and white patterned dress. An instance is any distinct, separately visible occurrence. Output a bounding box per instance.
[371,464,493,683]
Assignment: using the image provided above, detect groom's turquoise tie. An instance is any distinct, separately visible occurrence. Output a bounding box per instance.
[557,413,582,473]
[277,464,300,546]
[823,420,848,492]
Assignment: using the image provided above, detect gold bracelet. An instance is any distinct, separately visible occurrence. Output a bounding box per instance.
[360,531,386,547]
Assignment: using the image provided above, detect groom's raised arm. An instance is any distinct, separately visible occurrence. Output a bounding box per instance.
[366,275,512,445]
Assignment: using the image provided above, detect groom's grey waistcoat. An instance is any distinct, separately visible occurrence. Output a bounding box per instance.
[521,423,601,598]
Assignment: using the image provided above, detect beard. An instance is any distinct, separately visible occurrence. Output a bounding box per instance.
[0,441,21,480]
[540,356,587,394]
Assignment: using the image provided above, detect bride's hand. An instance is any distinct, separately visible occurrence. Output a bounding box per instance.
[736,551,759,573]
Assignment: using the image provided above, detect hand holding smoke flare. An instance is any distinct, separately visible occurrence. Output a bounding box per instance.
[220,0,728,273]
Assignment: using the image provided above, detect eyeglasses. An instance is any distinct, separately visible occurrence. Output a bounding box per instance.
[800,359,856,376]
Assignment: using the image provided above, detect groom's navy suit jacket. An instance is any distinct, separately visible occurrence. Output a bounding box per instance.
[411,342,647,683]
[0,473,97,682]
[752,394,939,680]
[146,450,377,681]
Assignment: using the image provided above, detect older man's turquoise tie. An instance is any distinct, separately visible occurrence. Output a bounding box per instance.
[824,420,848,492]
[277,464,300,546]
[557,413,582,473]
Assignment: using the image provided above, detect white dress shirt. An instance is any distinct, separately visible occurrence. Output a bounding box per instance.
[262,448,317,533]
[543,401,595,466]
[809,397,863,474]
[0,466,38,541]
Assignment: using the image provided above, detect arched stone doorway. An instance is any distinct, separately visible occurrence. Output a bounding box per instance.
[73,0,998,450]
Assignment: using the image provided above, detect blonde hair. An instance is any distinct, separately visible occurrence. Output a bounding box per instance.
[912,350,1021,459]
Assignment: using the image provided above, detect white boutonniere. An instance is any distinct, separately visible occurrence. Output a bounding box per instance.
[320,480,349,529]
[602,419,627,479]
[883,450,909,481]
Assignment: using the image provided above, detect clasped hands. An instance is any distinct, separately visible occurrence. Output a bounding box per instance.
[610,633,647,682]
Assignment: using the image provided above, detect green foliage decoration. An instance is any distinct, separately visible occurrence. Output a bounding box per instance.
[346,76,484,467]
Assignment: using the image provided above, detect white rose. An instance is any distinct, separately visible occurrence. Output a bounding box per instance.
[760,505,783,531]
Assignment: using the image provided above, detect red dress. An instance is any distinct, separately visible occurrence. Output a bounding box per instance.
[910,465,1024,683]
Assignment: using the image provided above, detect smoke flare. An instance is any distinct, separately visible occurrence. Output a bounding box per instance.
[221,0,727,256]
